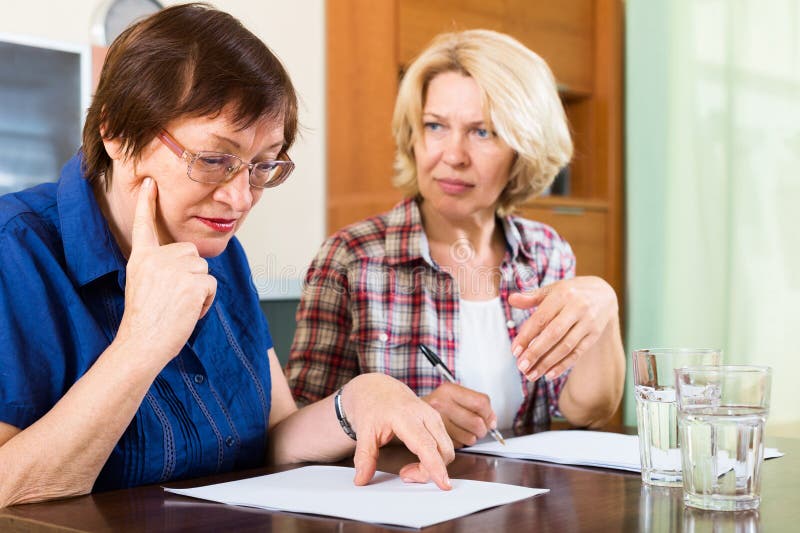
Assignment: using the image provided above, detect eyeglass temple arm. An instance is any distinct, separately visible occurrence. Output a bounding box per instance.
[158,131,186,158]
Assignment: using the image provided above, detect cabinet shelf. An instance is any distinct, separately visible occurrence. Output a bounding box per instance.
[558,84,593,102]
[527,196,609,212]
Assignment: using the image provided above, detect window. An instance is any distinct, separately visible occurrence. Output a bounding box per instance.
[0,34,89,195]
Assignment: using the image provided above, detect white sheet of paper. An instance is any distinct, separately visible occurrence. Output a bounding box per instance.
[460,430,783,472]
[164,465,547,529]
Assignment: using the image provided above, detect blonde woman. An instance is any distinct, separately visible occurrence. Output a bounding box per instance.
[287,30,625,447]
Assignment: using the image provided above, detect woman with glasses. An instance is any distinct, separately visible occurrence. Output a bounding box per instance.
[287,30,626,448]
[0,4,452,507]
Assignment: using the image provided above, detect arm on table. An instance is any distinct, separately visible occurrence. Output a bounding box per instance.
[268,349,454,490]
[0,339,177,507]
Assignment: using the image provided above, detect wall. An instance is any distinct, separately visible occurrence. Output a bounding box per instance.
[0,0,326,300]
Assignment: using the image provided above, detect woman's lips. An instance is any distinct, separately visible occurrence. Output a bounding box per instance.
[196,217,237,233]
[435,178,474,195]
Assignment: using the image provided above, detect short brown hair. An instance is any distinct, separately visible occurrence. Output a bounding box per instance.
[392,29,572,215]
[82,3,298,187]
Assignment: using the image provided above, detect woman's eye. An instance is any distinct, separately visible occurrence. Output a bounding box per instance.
[198,155,227,167]
[423,122,443,132]
[255,161,278,172]
[474,128,491,139]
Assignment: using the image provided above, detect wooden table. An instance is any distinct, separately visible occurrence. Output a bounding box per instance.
[1,436,798,532]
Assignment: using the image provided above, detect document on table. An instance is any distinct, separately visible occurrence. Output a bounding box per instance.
[460,430,783,472]
[164,465,547,529]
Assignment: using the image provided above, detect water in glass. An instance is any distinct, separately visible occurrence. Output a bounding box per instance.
[679,406,767,511]
[635,385,682,486]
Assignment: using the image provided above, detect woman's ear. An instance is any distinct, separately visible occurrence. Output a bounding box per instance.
[100,125,125,162]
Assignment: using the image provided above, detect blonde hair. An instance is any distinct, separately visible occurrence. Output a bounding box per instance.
[392,29,573,214]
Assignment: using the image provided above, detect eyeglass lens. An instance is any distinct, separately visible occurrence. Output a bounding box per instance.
[189,152,292,188]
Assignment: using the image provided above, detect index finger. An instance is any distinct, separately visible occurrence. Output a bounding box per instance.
[131,177,159,250]
[515,296,575,376]
[352,431,379,486]
[511,288,562,357]
[394,416,453,490]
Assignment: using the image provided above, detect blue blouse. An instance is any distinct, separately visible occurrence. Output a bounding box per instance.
[0,154,273,491]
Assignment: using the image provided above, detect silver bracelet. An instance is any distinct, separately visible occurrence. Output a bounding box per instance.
[334,387,357,441]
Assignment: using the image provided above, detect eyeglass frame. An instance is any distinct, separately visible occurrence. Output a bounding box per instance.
[157,130,295,189]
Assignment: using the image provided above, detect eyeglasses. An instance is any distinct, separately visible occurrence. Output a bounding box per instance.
[158,130,295,189]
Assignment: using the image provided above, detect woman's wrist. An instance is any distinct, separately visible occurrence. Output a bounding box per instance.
[106,335,171,382]
[334,386,357,441]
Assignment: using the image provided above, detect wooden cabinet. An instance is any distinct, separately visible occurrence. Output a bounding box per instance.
[327,0,625,425]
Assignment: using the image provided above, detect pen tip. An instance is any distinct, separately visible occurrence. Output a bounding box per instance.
[491,429,506,446]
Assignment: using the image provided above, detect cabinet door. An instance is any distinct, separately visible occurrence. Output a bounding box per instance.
[518,206,608,280]
[397,0,594,92]
[327,0,399,232]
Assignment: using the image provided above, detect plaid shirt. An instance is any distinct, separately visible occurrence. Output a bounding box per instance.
[286,198,576,434]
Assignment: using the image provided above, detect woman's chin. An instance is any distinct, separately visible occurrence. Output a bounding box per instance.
[195,239,231,259]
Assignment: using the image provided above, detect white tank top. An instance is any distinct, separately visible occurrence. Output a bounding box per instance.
[456,297,524,431]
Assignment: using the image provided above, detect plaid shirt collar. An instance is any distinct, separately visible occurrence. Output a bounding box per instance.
[384,197,536,266]
[383,197,428,266]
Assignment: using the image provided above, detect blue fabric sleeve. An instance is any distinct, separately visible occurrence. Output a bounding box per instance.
[0,214,69,429]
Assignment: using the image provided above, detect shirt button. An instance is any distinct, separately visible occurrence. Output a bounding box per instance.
[378,332,389,343]
[194,374,205,384]
[225,436,234,447]
[506,320,516,329]
[447,332,454,341]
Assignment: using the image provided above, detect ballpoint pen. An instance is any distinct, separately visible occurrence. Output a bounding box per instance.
[418,343,506,446]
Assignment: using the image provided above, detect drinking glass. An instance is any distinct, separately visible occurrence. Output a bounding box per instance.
[632,348,722,486]
[676,365,772,511]
[683,507,760,532]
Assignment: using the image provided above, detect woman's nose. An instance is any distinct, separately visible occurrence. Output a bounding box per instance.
[214,166,254,212]
[441,132,469,167]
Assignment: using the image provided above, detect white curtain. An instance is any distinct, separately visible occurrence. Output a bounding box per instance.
[625,0,800,430]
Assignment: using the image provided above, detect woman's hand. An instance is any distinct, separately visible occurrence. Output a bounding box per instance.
[509,276,618,383]
[117,178,217,362]
[422,382,497,448]
[342,374,454,490]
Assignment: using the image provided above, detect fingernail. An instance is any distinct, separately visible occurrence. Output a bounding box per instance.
[490,419,498,430]
[401,476,414,483]
[527,335,538,348]
[512,345,522,357]
[546,370,555,380]
[529,369,538,381]
[444,474,452,489]
[518,359,531,373]
[143,177,152,188]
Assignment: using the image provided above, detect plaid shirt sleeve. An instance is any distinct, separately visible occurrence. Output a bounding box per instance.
[285,235,359,407]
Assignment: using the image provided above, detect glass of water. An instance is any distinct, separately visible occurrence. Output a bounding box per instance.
[676,365,772,511]
[632,349,722,486]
